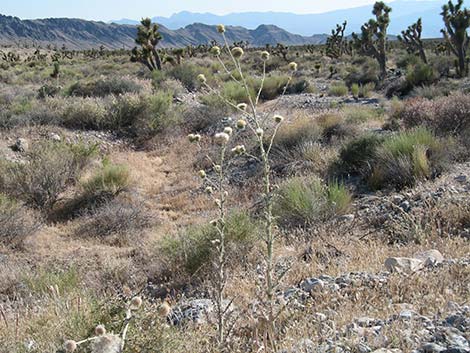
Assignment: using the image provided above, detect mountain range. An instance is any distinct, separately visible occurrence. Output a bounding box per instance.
[113,0,447,38]
[0,15,327,49]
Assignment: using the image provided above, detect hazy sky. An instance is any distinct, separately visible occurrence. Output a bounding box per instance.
[1,0,387,21]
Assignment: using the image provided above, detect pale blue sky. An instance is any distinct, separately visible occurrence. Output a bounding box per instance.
[1,0,386,20]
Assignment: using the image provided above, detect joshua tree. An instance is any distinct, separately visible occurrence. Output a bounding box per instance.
[441,0,470,77]
[398,18,427,63]
[271,43,289,62]
[130,18,163,72]
[352,1,392,78]
[326,21,348,59]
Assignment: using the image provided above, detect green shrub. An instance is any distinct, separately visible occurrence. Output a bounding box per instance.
[61,97,107,129]
[168,63,201,91]
[185,94,231,131]
[344,57,380,86]
[222,81,255,104]
[351,83,360,98]
[405,62,436,89]
[161,211,258,276]
[328,82,348,97]
[273,116,322,150]
[343,106,383,124]
[274,176,351,227]
[82,160,130,199]
[1,141,97,210]
[370,128,449,189]
[68,77,142,97]
[335,133,384,176]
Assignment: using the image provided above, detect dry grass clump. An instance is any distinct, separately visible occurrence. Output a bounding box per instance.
[76,196,155,245]
[0,193,41,248]
[67,76,144,97]
[274,176,352,228]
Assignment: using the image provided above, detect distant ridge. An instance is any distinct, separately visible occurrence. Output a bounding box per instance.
[0,15,327,50]
[114,0,447,38]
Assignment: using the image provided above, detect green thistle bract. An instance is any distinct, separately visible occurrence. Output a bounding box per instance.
[231,47,244,59]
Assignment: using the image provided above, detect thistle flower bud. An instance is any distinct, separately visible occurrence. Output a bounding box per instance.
[237,103,248,111]
[261,51,270,61]
[288,62,298,71]
[158,302,172,318]
[95,325,106,336]
[210,46,221,56]
[274,115,285,123]
[64,340,77,352]
[188,133,201,143]
[130,296,143,310]
[210,219,218,227]
[217,24,226,33]
[214,199,221,207]
[231,47,244,59]
[231,145,246,155]
[214,165,222,173]
[205,186,213,194]
[236,119,247,130]
[214,132,230,145]
[198,170,206,179]
[197,74,207,84]
[224,127,233,136]
[256,128,264,137]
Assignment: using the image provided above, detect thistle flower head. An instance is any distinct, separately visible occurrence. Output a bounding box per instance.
[205,186,213,194]
[256,128,264,137]
[198,170,206,179]
[236,119,247,130]
[274,115,285,123]
[197,74,207,84]
[288,62,298,71]
[237,103,248,111]
[210,46,221,56]
[224,126,233,136]
[214,132,230,145]
[214,164,222,173]
[158,302,172,318]
[231,47,244,59]
[231,145,246,155]
[64,340,77,352]
[130,296,143,310]
[214,199,221,207]
[261,51,270,61]
[188,133,201,143]
[95,324,106,336]
[217,24,226,33]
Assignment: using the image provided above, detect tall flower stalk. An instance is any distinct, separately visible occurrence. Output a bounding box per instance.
[193,24,297,352]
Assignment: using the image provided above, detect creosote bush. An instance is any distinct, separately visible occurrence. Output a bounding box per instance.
[274,176,352,227]
[67,77,143,97]
[0,141,97,210]
[82,159,130,199]
[328,82,349,96]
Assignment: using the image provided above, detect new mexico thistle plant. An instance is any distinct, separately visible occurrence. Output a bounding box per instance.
[189,25,298,352]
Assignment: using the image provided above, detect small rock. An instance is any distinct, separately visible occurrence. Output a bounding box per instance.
[414,250,444,267]
[49,133,61,142]
[339,214,355,222]
[454,175,467,183]
[371,349,403,353]
[300,278,325,293]
[421,343,447,353]
[385,257,424,273]
[11,138,28,152]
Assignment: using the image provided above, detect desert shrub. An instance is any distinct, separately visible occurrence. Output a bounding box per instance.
[343,106,383,124]
[134,91,178,137]
[344,57,380,86]
[285,78,312,95]
[161,211,258,276]
[250,75,309,100]
[168,63,201,91]
[67,77,142,97]
[274,176,351,227]
[398,93,470,135]
[396,54,421,70]
[184,94,231,132]
[429,55,454,77]
[82,160,130,200]
[0,194,41,248]
[351,83,360,98]
[405,62,436,90]
[37,84,60,99]
[317,113,355,142]
[328,82,348,97]
[334,133,384,176]
[410,84,449,99]
[358,82,375,98]
[222,81,255,104]
[0,141,97,210]
[75,197,153,245]
[369,128,449,189]
[61,97,107,129]
[273,116,322,150]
